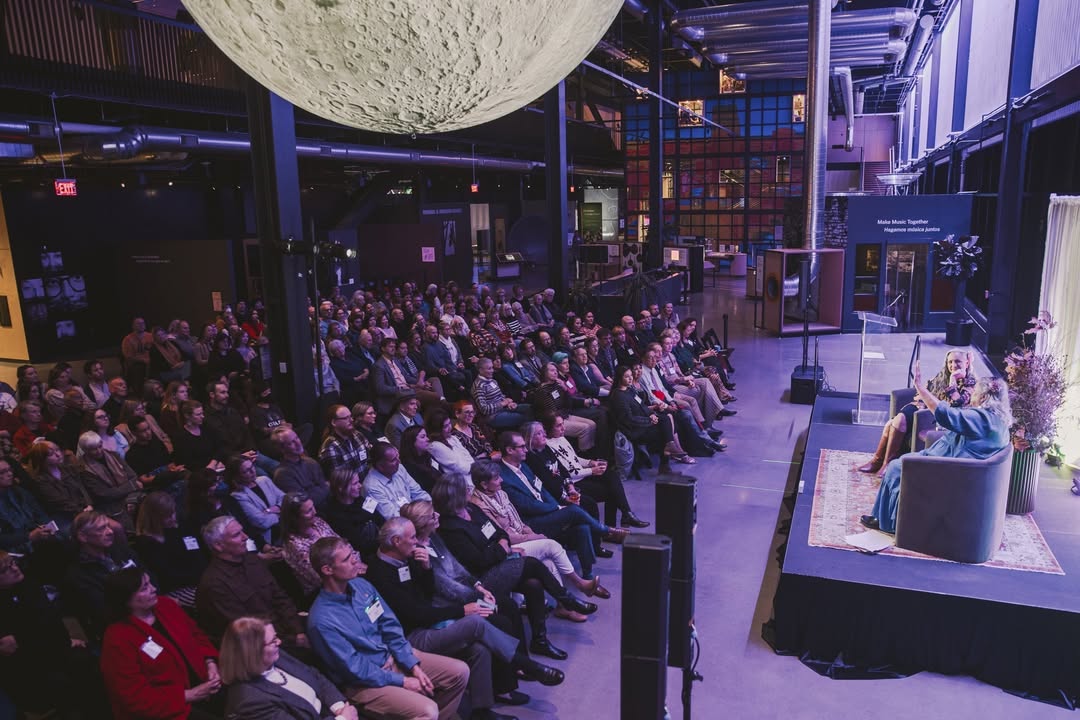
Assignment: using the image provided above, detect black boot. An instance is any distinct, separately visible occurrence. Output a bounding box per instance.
[623,511,650,528]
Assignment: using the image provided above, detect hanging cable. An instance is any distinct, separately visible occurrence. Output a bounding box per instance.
[50,92,68,179]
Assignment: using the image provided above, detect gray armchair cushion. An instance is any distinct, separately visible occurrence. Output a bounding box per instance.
[889,388,937,452]
[889,387,916,417]
[895,445,1013,563]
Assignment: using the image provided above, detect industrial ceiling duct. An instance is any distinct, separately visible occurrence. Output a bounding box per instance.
[804,0,831,256]
[0,116,625,178]
[684,7,917,44]
[832,67,855,151]
[671,0,841,29]
[901,14,936,78]
[706,41,905,67]
[703,32,893,56]
[622,0,649,21]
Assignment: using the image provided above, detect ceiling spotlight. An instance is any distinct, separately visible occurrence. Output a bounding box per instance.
[315,242,358,260]
[168,181,174,187]
[278,236,312,256]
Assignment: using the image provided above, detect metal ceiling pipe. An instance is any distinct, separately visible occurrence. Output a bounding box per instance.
[720,50,901,72]
[833,66,855,151]
[901,14,936,78]
[693,8,917,41]
[0,116,625,178]
[705,40,905,65]
[804,0,831,256]
[622,0,649,21]
[703,31,893,55]
[671,0,833,29]
[725,51,902,75]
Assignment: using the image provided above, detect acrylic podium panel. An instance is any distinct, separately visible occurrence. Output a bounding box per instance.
[852,310,898,425]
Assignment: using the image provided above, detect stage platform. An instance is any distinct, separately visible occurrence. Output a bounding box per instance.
[766,391,1080,708]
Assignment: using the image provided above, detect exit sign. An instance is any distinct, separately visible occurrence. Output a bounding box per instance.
[54,178,78,196]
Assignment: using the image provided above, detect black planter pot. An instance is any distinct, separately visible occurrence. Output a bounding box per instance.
[944,319,973,346]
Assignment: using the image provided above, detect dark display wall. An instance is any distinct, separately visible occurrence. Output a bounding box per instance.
[3,186,239,362]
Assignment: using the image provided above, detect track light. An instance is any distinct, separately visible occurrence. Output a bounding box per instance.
[278,236,312,255]
[315,242,357,260]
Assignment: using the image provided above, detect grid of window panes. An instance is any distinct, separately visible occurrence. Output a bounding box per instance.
[623,74,806,251]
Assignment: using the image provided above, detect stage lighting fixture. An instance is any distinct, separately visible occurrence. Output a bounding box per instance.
[278,236,313,256]
[315,242,358,260]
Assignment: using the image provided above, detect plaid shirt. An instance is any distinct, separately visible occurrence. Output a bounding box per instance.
[657,352,685,383]
[318,430,370,476]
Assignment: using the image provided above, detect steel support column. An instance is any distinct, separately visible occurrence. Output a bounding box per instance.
[544,80,569,298]
[247,81,316,424]
[646,0,665,270]
[951,0,974,133]
[988,0,1040,353]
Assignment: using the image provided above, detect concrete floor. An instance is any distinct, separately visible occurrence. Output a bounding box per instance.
[506,275,1070,720]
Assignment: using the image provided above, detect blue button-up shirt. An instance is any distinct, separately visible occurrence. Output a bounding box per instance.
[307,577,420,689]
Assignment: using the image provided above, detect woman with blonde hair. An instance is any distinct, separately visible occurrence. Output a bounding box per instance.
[858,349,978,474]
[220,617,357,720]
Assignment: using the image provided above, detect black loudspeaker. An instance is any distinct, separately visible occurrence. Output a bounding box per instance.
[621,535,671,720]
[656,478,697,669]
[790,365,824,405]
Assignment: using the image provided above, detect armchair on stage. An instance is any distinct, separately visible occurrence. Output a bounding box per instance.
[894,446,1013,563]
[889,388,939,453]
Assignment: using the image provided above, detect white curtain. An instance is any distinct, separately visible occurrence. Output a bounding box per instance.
[1039,195,1080,465]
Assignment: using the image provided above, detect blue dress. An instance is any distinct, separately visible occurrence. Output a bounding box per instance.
[871,404,1009,533]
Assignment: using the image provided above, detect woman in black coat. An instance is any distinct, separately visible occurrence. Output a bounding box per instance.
[608,365,688,467]
[430,472,595,660]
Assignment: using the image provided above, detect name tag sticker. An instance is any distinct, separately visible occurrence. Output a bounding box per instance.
[551,390,560,399]
[141,637,164,660]
[635,395,643,404]
[121,558,137,569]
[183,536,200,551]
[362,497,379,513]
[481,521,496,539]
[398,566,412,582]
[430,458,439,470]
[245,538,258,552]
[365,599,384,623]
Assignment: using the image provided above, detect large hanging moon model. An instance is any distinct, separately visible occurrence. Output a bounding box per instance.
[183,0,624,135]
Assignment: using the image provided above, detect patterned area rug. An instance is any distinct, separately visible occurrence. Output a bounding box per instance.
[808,448,1064,574]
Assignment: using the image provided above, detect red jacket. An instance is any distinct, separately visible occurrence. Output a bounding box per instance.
[100,596,219,720]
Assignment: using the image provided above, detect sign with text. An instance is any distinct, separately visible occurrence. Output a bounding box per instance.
[54,179,77,196]
[847,195,973,244]
[421,246,436,263]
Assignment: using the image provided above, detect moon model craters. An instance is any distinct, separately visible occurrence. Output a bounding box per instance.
[184,0,623,134]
